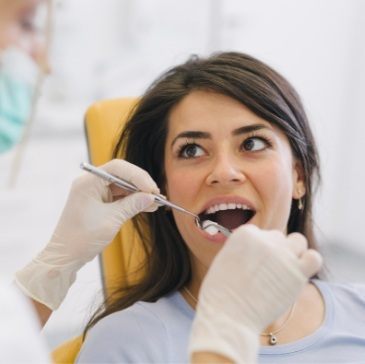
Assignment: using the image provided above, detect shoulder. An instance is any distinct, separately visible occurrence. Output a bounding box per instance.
[77,291,193,363]
[317,279,365,301]
[314,279,365,319]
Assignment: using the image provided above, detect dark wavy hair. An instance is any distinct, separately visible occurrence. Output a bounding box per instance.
[84,51,320,336]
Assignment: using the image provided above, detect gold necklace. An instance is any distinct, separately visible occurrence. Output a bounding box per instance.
[260,303,296,345]
[183,287,198,304]
[183,286,296,346]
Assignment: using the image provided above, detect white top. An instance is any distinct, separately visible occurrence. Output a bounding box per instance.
[77,279,365,363]
[0,278,50,364]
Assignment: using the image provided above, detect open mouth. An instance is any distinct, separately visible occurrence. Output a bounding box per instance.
[198,202,256,231]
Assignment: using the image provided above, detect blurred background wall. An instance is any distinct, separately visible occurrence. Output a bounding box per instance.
[1,0,364,350]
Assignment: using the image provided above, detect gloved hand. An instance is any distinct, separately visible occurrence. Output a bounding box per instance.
[15,159,159,310]
[189,224,323,363]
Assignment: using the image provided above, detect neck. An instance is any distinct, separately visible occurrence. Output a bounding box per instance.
[260,282,324,346]
[182,256,207,308]
[182,266,323,346]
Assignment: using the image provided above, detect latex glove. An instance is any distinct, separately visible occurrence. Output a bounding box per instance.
[189,224,322,363]
[15,159,159,310]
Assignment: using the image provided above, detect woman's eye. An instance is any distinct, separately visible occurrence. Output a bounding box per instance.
[241,137,268,152]
[178,144,205,159]
[20,18,36,32]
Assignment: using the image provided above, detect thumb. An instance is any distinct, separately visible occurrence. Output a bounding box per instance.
[112,192,158,222]
[298,249,323,278]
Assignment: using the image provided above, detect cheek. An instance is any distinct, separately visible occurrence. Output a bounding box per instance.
[256,161,293,196]
[253,159,294,228]
[165,166,201,204]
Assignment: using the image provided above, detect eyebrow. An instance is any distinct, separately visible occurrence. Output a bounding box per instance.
[170,123,269,147]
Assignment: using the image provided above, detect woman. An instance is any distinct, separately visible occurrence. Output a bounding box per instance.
[74,52,365,362]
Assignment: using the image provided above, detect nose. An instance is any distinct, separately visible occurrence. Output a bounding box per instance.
[32,38,50,73]
[205,154,246,187]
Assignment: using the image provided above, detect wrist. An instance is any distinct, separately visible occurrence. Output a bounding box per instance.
[189,313,259,363]
[14,257,80,310]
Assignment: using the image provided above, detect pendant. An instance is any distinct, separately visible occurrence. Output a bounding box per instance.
[269,333,277,345]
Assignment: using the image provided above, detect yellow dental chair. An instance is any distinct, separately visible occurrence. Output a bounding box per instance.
[52,97,147,364]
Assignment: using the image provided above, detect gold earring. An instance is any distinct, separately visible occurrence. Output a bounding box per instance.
[298,198,304,210]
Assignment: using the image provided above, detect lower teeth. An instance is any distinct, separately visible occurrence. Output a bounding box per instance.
[201,220,220,235]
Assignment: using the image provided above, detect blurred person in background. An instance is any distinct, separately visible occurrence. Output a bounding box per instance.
[0,0,48,154]
[0,1,51,362]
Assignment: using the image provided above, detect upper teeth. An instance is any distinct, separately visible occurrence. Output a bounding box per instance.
[205,203,251,215]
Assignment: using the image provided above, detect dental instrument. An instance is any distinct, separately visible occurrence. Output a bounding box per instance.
[80,162,231,237]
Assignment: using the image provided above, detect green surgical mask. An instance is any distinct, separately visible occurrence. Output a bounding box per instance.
[0,48,38,154]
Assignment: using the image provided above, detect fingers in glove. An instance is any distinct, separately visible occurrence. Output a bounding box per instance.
[102,159,160,193]
[298,249,323,278]
[109,184,133,201]
[285,232,308,257]
[111,192,158,222]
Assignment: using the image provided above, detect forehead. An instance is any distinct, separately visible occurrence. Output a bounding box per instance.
[167,90,275,136]
[17,0,41,18]
[5,0,40,13]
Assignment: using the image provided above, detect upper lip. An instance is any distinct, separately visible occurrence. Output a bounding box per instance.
[197,195,256,215]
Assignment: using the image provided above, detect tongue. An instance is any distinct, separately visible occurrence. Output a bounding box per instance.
[214,210,247,230]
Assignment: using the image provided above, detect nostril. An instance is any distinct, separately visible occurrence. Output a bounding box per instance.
[206,168,246,185]
[207,177,244,186]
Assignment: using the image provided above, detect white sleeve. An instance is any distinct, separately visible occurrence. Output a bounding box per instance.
[0,279,50,364]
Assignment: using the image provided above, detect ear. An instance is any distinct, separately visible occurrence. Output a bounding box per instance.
[292,160,306,199]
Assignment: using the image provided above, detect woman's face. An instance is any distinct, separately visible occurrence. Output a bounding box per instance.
[0,0,45,62]
[164,90,305,279]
